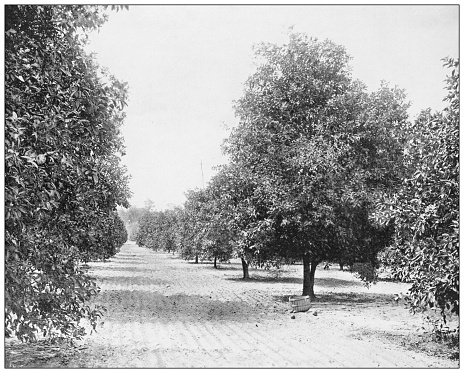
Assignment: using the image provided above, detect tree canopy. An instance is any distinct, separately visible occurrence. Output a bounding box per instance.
[373,58,459,320]
[5,5,130,341]
[223,34,409,297]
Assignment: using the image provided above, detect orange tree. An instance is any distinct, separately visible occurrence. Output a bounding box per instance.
[176,188,235,268]
[174,198,203,263]
[136,209,180,253]
[5,5,130,341]
[224,33,409,298]
[207,163,283,278]
[374,58,459,320]
[136,188,235,268]
[200,183,238,268]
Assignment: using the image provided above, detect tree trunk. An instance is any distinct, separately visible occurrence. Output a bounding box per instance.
[339,262,344,271]
[302,253,318,300]
[241,256,250,279]
[214,255,217,269]
[195,255,198,264]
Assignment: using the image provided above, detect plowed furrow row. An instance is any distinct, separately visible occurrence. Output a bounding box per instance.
[181,322,219,367]
[67,243,457,368]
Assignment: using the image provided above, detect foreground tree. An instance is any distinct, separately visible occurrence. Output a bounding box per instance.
[374,58,459,320]
[5,5,130,341]
[225,33,409,298]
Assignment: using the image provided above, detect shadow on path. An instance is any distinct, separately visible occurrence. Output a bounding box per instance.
[90,266,159,275]
[226,275,302,284]
[95,275,170,287]
[97,289,264,323]
[273,292,395,308]
[226,276,362,288]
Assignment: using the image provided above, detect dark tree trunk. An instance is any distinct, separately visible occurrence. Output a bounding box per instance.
[195,255,198,264]
[214,255,217,269]
[241,256,250,279]
[339,262,344,271]
[302,253,318,300]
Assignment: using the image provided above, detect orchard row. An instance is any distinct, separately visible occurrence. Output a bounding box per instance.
[134,35,459,322]
[5,6,130,341]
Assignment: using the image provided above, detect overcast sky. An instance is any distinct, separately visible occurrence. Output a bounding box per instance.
[84,5,459,210]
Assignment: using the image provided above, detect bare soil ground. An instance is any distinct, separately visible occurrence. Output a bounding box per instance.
[5,242,459,368]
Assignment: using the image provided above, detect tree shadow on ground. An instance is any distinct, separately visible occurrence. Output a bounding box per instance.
[96,289,265,323]
[226,275,302,284]
[314,292,395,305]
[95,275,170,287]
[88,266,160,275]
[114,253,141,258]
[185,261,239,267]
[226,275,362,287]
[87,267,159,278]
[272,291,394,308]
[88,259,146,268]
[113,257,146,262]
[315,277,364,288]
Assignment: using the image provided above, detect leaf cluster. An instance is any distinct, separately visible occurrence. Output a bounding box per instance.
[5,5,130,341]
[374,58,459,319]
[224,34,407,274]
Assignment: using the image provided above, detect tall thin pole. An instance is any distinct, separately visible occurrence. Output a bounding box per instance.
[201,160,204,188]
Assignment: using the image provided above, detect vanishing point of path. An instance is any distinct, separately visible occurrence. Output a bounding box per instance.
[63,242,456,368]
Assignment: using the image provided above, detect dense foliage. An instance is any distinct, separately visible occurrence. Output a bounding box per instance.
[136,188,235,268]
[223,34,408,297]
[374,58,459,319]
[136,209,179,253]
[136,35,409,297]
[132,32,458,321]
[5,5,130,341]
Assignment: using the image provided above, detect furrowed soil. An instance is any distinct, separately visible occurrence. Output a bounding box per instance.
[6,242,459,368]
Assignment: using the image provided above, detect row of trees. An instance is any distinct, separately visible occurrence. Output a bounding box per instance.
[373,57,459,317]
[5,5,130,341]
[137,34,458,321]
[118,204,149,240]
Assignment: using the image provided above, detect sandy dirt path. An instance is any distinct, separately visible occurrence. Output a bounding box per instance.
[61,242,456,368]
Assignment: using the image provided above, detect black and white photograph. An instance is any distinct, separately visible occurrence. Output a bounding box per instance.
[4,3,459,368]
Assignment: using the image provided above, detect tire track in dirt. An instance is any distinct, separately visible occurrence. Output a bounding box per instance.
[64,243,457,368]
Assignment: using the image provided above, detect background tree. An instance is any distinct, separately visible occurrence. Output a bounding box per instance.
[5,5,130,341]
[118,205,150,240]
[175,189,209,263]
[177,188,234,267]
[200,182,236,268]
[158,209,180,253]
[209,163,280,278]
[174,203,201,263]
[373,58,459,320]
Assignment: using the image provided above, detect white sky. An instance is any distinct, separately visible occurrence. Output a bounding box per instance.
[84,5,459,210]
